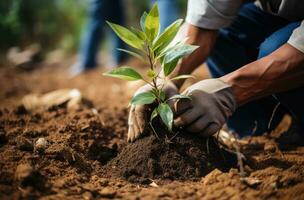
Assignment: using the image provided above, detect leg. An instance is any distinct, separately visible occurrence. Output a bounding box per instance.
[107,0,127,65]
[80,0,109,68]
[206,3,290,136]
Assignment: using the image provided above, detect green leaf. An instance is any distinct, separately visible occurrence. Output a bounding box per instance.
[163,59,178,76]
[150,108,158,121]
[131,27,146,40]
[107,21,144,49]
[140,12,148,31]
[170,74,195,81]
[163,44,199,64]
[167,94,191,101]
[153,19,183,53]
[145,3,160,42]
[117,48,145,62]
[131,92,156,105]
[158,103,173,130]
[159,90,165,101]
[103,66,143,81]
[156,40,183,60]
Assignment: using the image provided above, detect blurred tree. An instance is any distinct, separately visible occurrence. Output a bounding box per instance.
[0,0,88,54]
[0,0,187,55]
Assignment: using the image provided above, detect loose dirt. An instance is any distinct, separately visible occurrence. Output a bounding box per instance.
[107,133,236,183]
[0,60,303,200]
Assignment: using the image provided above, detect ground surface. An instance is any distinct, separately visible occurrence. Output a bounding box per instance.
[0,61,304,200]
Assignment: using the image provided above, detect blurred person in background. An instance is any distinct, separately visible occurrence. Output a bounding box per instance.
[70,0,179,76]
[69,0,127,76]
[151,0,179,32]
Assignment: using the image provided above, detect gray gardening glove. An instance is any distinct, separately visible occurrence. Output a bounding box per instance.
[128,81,178,142]
[173,79,237,137]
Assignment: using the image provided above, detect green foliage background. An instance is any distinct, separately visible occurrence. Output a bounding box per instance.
[0,0,187,55]
[0,0,88,54]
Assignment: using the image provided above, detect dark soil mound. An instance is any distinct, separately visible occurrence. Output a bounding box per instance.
[107,133,237,183]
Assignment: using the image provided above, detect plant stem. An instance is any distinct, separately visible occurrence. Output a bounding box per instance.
[146,43,161,102]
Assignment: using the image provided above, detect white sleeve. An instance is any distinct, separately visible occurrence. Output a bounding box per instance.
[186,0,242,30]
[288,20,304,53]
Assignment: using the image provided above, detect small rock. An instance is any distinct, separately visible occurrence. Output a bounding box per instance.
[99,188,116,198]
[15,163,45,190]
[16,136,33,151]
[15,163,34,182]
[270,182,278,189]
[99,178,109,187]
[241,177,262,187]
[82,191,93,200]
[35,138,48,152]
[264,142,276,153]
[149,181,159,188]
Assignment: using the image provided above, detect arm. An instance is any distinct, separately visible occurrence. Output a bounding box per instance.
[173,44,304,136]
[173,22,304,136]
[170,0,243,88]
[170,23,218,88]
[221,43,304,106]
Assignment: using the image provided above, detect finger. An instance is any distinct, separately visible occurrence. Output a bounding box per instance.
[167,98,176,111]
[186,116,209,133]
[134,105,148,134]
[127,125,135,142]
[200,123,220,137]
[173,98,192,116]
[133,112,143,141]
[132,115,141,141]
[164,85,178,97]
[174,108,201,127]
[127,106,135,142]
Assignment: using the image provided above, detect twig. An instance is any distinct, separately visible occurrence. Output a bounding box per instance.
[231,132,246,177]
[167,130,180,143]
[149,122,160,140]
[267,102,281,132]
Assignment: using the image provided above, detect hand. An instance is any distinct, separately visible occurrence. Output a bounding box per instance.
[173,79,237,137]
[128,81,178,142]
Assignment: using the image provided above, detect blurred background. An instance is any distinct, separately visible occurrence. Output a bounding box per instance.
[0,0,187,71]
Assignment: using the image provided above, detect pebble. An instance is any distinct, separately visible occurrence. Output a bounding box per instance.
[15,163,34,182]
[82,191,93,200]
[35,138,48,152]
[99,188,116,198]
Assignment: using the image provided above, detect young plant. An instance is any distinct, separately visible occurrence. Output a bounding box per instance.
[103,4,198,131]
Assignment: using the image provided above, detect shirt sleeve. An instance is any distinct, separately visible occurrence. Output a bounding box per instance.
[288,20,304,53]
[186,0,243,30]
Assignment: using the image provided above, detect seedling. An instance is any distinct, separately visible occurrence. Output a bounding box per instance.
[103,4,198,131]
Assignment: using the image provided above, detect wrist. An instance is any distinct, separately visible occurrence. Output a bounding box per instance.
[219,55,279,105]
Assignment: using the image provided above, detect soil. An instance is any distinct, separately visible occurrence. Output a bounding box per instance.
[107,133,236,183]
[0,60,304,200]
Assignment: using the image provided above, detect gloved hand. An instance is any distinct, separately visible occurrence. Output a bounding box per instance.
[128,81,178,142]
[173,79,237,137]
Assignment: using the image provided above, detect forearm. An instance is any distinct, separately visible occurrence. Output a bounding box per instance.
[170,23,218,88]
[221,44,304,105]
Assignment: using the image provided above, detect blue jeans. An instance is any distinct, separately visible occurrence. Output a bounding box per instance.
[79,0,127,68]
[206,3,303,137]
[152,0,178,31]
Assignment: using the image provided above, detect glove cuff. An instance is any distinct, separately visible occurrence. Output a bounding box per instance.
[187,78,238,113]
